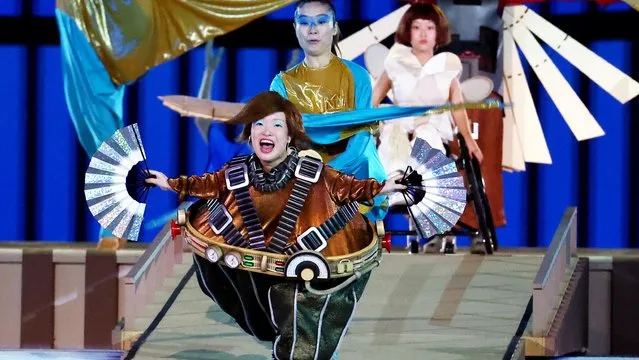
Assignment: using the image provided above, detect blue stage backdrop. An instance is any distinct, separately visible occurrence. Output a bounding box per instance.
[0,0,637,249]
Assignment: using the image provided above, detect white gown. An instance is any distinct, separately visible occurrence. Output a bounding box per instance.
[378,43,463,178]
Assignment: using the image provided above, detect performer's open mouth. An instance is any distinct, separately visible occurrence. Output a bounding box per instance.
[259,139,275,154]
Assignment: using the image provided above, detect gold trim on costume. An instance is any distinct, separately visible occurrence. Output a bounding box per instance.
[183,212,382,278]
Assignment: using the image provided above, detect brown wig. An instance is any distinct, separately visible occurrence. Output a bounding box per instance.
[395,2,451,49]
[234,91,311,150]
[294,0,342,57]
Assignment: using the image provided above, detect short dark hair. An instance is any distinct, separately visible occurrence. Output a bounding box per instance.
[234,91,311,150]
[294,0,342,56]
[395,3,451,49]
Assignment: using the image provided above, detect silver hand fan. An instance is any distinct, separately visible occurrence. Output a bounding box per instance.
[84,124,153,241]
[399,138,468,239]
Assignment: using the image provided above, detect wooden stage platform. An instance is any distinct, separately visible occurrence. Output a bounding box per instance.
[126,249,543,360]
[6,208,636,359]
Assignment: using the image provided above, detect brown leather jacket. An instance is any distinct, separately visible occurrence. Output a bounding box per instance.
[168,156,384,257]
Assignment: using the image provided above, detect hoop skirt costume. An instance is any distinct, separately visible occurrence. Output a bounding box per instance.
[84,105,499,358]
[173,148,384,359]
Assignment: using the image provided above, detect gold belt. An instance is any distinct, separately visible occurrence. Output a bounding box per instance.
[182,220,382,281]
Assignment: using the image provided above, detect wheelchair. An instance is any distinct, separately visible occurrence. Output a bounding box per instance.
[382,95,505,256]
[446,133,499,255]
[375,22,506,255]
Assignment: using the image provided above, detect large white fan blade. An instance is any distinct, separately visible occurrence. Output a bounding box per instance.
[507,5,639,104]
[504,8,605,142]
[623,0,639,11]
[501,78,526,172]
[503,27,552,164]
[338,4,409,60]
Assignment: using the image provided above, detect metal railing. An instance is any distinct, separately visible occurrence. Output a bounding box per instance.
[531,207,578,337]
[120,221,184,335]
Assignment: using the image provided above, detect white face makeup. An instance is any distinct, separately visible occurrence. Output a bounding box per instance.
[294,2,336,57]
[250,112,292,170]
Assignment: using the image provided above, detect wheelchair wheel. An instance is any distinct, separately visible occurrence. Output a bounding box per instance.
[478,173,499,252]
[457,135,498,254]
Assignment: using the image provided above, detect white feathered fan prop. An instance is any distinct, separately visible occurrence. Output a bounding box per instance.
[84,124,154,241]
[397,138,468,238]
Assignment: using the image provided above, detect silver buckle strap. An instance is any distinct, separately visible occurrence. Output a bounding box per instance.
[289,201,360,254]
[206,198,247,248]
[269,156,323,253]
[225,156,266,251]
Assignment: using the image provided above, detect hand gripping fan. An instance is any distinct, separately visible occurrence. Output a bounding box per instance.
[84,124,154,241]
[397,137,468,239]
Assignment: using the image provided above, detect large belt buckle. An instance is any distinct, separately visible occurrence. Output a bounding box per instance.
[297,226,327,252]
[209,205,233,235]
[295,157,323,184]
[225,163,249,190]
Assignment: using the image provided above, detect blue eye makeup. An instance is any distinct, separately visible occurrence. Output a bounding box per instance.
[295,13,333,27]
[254,120,264,126]
[274,120,284,127]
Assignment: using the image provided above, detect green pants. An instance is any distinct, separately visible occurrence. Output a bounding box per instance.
[193,254,370,359]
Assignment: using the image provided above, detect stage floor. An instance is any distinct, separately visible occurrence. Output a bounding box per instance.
[127,250,543,360]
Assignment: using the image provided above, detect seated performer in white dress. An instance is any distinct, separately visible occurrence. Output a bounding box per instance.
[372,1,483,252]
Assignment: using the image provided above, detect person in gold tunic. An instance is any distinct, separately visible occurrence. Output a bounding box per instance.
[146,91,405,360]
[270,0,389,223]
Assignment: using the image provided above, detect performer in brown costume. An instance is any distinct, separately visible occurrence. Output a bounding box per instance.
[146,91,406,360]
